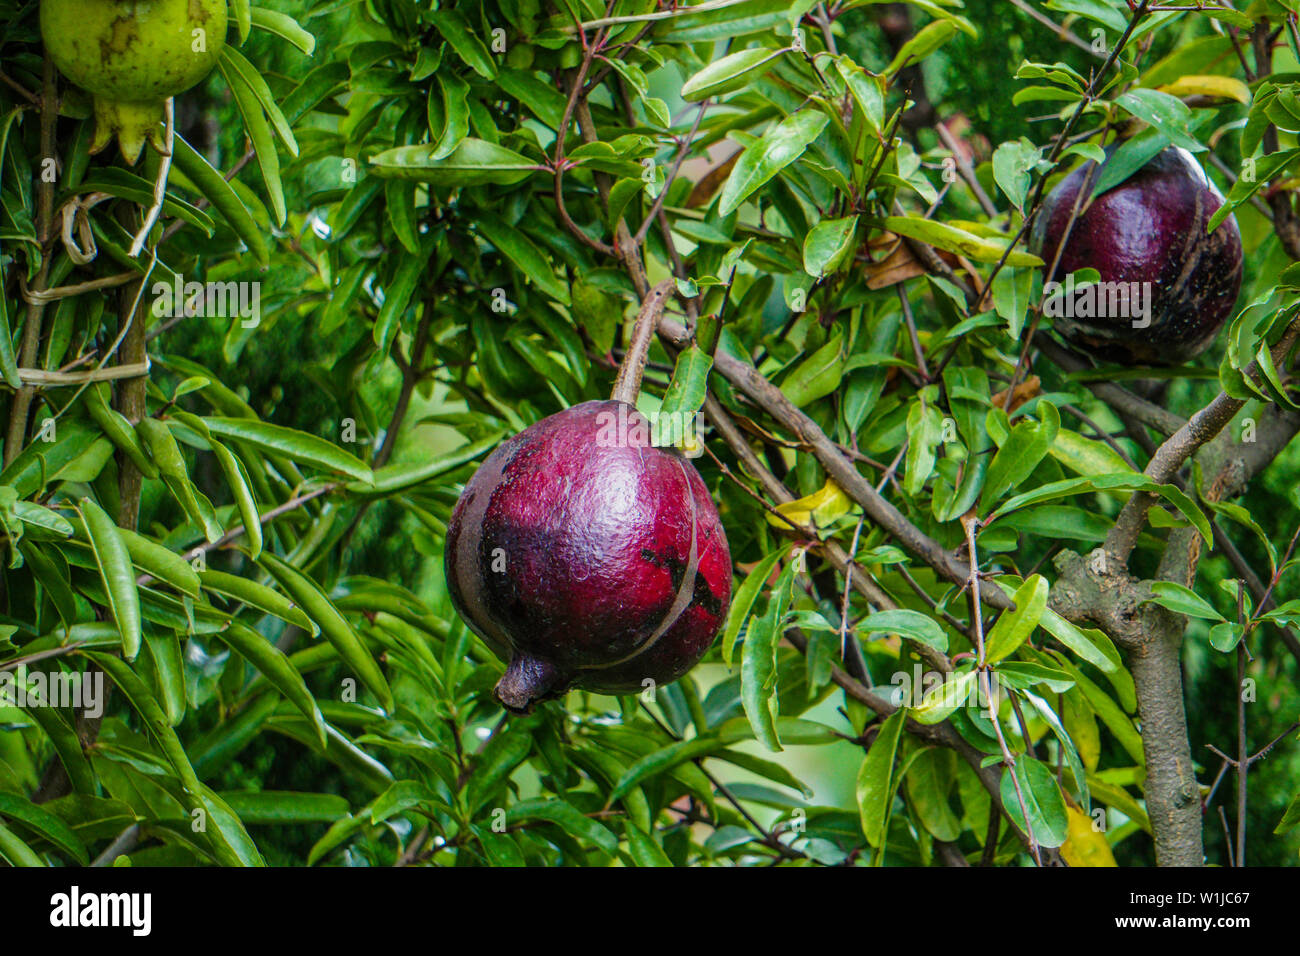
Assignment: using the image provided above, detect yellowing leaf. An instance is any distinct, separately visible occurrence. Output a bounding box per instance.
[1050,427,1138,482]
[768,479,853,529]
[1060,806,1117,867]
[1157,75,1251,105]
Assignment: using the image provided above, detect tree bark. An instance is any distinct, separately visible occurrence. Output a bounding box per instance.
[1129,624,1203,866]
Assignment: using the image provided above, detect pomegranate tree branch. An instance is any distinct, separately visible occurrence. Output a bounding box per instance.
[700,391,956,672]
[5,53,58,467]
[632,100,709,246]
[1106,318,1300,565]
[1033,333,1187,436]
[658,316,1014,613]
[554,50,617,258]
[611,279,676,405]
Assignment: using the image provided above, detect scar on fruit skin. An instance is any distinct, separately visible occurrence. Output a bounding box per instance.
[103,15,138,61]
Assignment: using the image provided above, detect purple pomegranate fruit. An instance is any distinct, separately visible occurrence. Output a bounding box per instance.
[1031,146,1242,365]
[445,399,732,713]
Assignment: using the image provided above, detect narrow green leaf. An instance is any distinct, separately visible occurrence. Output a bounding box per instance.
[721,546,787,665]
[203,417,372,482]
[79,498,141,660]
[218,621,328,747]
[259,553,394,712]
[857,710,905,846]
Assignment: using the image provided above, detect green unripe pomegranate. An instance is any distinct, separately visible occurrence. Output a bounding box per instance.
[40,0,228,163]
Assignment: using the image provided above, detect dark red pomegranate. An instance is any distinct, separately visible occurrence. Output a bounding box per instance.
[445,399,732,713]
[1031,145,1242,365]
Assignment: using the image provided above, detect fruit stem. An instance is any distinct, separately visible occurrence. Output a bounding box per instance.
[494,652,570,714]
[611,279,676,405]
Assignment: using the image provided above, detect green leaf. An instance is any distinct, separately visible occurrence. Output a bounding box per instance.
[428,9,498,80]
[218,52,286,225]
[219,792,349,825]
[658,346,713,450]
[886,19,959,75]
[859,609,947,652]
[200,569,316,634]
[475,219,570,304]
[217,622,328,748]
[1208,149,1299,231]
[834,55,885,132]
[171,133,269,264]
[505,798,618,855]
[904,388,944,496]
[802,215,858,278]
[741,558,796,751]
[385,180,421,254]
[681,47,782,101]
[373,249,428,357]
[625,823,673,866]
[782,332,845,408]
[992,138,1041,209]
[1036,605,1121,673]
[118,527,200,597]
[1208,621,1244,652]
[79,497,141,660]
[1091,127,1169,198]
[432,72,470,161]
[258,553,394,712]
[1276,789,1300,835]
[0,793,88,864]
[985,575,1049,663]
[719,110,830,216]
[77,169,215,235]
[369,139,538,186]
[990,473,1212,547]
[0,822,44,867]
[1049,654,1145,765]
[911,669,978,724]
[1144,581,1225,621]
[884,216,1043,267]
[1000,757,1069,847]
[466,724,534,816]
[84,383,159,480]
[89,653,256,866]
[1114,89,1204,153]
[203,418,372,482]
[722,546,787,665]
[136,417,223,543]
[654,0,791,43]
[349,432,503,497]
[857,710,905,846]
[905,749,962,841]
[143,629,187,725]
[220,47,298,157]
[250,7,316,54]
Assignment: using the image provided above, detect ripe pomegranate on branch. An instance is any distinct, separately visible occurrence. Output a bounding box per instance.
[446,283,732,714]
[1032,146,1243,366]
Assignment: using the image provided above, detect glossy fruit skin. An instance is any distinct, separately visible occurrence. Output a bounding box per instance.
[41,0,227,163]
[445,400,732,713]
[1031,146,1243,365]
